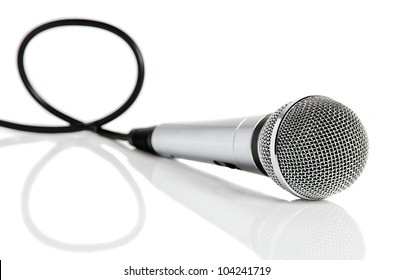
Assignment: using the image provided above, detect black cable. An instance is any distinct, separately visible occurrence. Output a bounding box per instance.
[0,19,144,141]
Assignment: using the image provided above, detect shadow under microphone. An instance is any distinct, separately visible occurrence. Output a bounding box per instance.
[125,149,365,260]
[128,95,368,200]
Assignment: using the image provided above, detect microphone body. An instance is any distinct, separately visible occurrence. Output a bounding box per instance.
[149,115,269,175]
[128,96,369,200]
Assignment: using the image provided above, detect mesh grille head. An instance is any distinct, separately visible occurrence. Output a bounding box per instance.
[259,96,368,199]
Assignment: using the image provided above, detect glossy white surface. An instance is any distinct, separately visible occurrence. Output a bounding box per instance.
[0,0,392,279]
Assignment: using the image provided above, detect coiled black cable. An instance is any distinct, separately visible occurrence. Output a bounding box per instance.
[0,19,144,142]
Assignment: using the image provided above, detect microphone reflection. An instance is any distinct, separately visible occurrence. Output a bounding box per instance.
[125,150,365,260]
[3,132,364,258]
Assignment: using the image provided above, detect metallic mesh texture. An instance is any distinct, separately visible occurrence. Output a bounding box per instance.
[259,96,368,199]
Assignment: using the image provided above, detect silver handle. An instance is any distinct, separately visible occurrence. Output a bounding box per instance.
[151,115,268,175]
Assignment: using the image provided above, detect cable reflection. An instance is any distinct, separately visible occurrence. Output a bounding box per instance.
[1,132,145,252]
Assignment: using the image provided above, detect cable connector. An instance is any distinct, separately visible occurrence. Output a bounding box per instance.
[128,127,157,154]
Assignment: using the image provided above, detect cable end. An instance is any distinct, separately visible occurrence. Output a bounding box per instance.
[128,126,157,154]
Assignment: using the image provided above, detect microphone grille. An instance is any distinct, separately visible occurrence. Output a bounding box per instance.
[259,96,368,199]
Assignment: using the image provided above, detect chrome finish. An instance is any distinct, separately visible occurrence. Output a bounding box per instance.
[150,95,368,200]
[259,95,369,200]
[151,116,267,174]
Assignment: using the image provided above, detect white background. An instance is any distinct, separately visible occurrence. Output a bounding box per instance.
[0,0,392,279]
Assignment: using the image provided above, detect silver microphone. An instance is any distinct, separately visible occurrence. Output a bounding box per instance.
[128,95,369,200]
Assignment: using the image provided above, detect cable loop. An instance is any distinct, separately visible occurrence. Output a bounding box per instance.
[0,19,144,140]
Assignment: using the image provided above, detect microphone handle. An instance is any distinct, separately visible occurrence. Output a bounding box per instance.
[129,115,270,175]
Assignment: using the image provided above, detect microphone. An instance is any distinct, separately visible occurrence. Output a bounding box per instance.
[128,95,368,200]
